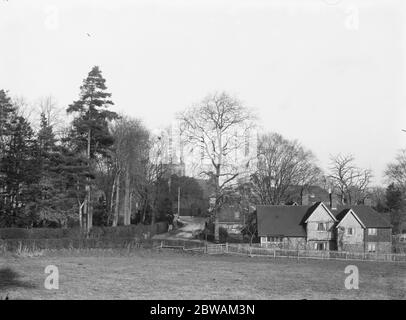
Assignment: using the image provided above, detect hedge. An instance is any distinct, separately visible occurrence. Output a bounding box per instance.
[0,222,168,240]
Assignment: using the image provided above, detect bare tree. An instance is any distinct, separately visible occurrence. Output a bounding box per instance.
[110,117,150,226]
[328,154,372,205]
[36,96,66,138]
[135,134,167,225]
[385,149,406,191]
[250,132,322,205]
[178,92,255,242]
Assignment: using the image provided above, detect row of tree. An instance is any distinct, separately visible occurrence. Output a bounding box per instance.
[0,66,206,229]
[1,66,405,237]
[177,92,405,238]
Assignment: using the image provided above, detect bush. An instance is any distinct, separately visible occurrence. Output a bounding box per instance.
[219,227,228,243]
[0,222,168,240]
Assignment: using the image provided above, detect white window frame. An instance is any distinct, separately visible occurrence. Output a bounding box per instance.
[347,227,354,236]
[317,223,326,231]
[368,243,376,253]
[314,242,327,251]
[368,228,377,236]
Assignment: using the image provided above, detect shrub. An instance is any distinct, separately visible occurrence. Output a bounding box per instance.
[0,222,168,241]
[219,227,228,243]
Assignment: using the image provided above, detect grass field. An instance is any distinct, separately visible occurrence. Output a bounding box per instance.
[1,249,405,300]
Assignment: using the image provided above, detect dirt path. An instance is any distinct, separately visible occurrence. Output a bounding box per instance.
[152,216,207,241]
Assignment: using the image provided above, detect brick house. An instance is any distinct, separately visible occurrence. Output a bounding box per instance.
[257,202,392,253]
[333,206,392,253]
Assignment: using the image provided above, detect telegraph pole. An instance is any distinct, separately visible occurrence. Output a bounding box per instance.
[177,187,180,216]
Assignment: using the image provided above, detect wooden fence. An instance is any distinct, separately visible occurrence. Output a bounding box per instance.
[221,243,406,263]
[157,240,406,262]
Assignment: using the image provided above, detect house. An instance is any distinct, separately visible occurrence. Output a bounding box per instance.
[217,204,245,236]
[333,206,392,253]
[257,202,392,253]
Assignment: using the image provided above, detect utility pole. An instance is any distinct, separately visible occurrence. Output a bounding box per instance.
[177,186,180,216]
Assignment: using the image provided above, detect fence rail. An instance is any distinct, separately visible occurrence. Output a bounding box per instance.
[190,243,406,263]
[2,237,405,263]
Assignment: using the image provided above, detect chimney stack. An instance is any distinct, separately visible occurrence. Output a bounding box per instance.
[328,188,338,210]
[301,191,309,206]
[328,188,332,209]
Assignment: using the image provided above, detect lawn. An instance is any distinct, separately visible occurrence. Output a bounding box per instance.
[1,249,405,300]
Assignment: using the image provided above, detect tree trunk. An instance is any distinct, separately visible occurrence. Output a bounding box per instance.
[129,191,133,224]
[78,204,82,228]
[214,128,222,243]
[86,128,92,232]
[142,197,148,223]
[113,175,120,226]
[124,169,130,225]
[110,173,117,224]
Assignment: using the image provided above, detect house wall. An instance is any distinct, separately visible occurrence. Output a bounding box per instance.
[219,222,243,235]
[307,240,337,251]
[364,228,392,253]
[364,228,392,243]
[260,236,307,250]
[336,212,364,251]
[306,205,335,241]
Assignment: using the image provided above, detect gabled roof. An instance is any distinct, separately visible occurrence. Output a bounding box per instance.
[303,202,338,223]
[330,205,392,228]
[335,208,366,229]
[257,204,318,237]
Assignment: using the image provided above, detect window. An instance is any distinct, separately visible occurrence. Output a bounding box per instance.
[314,242,326,251]
[234,211,240,220]
[317,223,326,231]
[266,236,272,242]
[347,228,354,235]
[368,243,376,253]
[368,228,377,236]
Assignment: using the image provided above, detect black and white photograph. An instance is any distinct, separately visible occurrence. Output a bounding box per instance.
[0,0,405,304]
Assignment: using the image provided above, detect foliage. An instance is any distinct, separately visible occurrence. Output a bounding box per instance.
[250,132,322,205]
[328,154,372,205]
[178,92,255,241]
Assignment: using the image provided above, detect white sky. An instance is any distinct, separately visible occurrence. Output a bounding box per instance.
[0,0,405,185]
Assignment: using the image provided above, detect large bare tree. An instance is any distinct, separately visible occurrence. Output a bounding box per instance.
[328,154,372,205]
[385,149,406,190]
[135,133,167,226]
[250,132,322,205]
[110,117,150,226]
[178,92,255,242]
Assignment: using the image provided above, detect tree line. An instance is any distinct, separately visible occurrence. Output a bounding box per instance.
[0,66,205,230]
[1,66,405,236]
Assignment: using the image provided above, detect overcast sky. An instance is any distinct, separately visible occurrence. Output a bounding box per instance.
[0,0,405,185]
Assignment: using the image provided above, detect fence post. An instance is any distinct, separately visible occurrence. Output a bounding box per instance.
[225,242,228,253]
[273,248,276,259]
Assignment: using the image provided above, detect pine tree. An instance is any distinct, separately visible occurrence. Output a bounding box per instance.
[67,66,118,231]
[386,183,405,233]
[35,113,67,226]
[0,90,16,158]
[0,92,40,226]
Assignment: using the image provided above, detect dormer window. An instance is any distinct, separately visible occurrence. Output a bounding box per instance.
[368,228,377,236]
